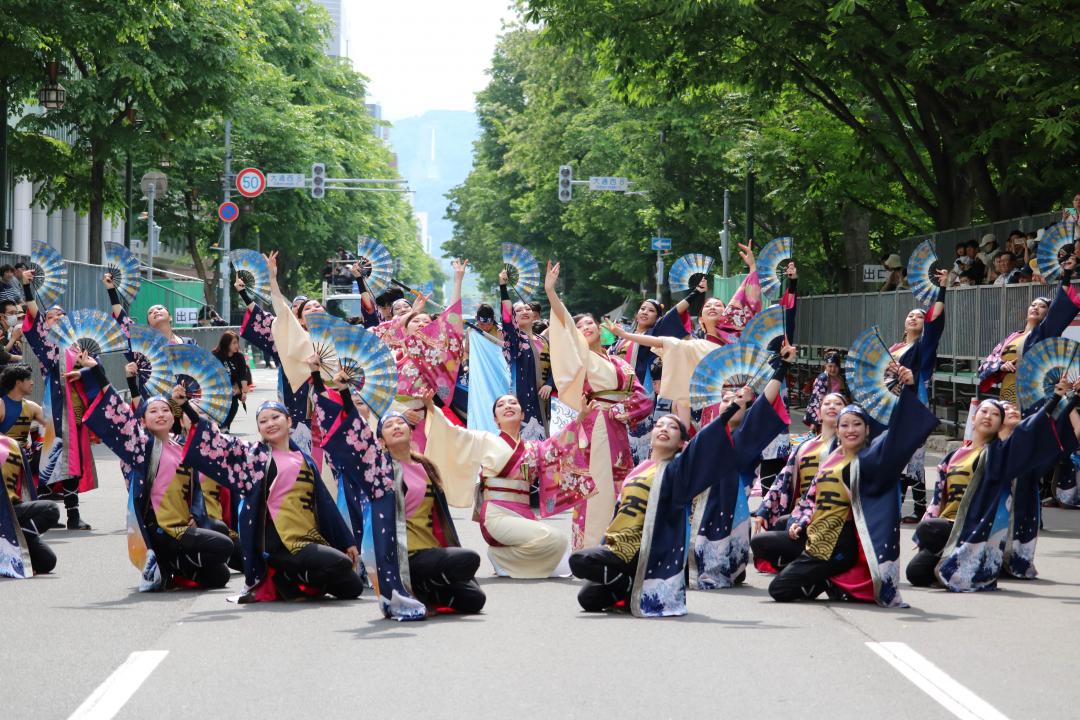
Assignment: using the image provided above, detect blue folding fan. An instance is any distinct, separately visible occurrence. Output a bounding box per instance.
[1016,337,1080,411]
[229,249,272,302]
[143,344,232,425]
[501,242,541,302]
[127,325,173,394]
[29,241,67,309]
[48,309,127,357]
[103,241,142,305]
[1036,220,1078,283]
[740,304,786,352]
[669,253,714,294]
[689,342,774,411]
[908,240,939,308]
[332,324,398,417]
[757,236,793,297]
[306,312,350,376]
[356,237,394,296]
[845,325,899,425]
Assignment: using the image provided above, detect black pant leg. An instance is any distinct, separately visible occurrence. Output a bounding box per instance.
[569,546,636,611]
[905,518,953,587]
[751,529,806,571]
[222,396,239,431]
[14,501,59,574]
[769,521,858,602]
[270,543,362,599]
[205,518,242,571]
[175,527,234,589]
[408,548,485,613]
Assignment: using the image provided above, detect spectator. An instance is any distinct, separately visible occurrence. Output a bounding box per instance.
[211,330,251,432]
[1006,229,1029,265]
[0,299,23,363]
[991,251,1022,286]
[1061,192,1080,223]
[473,303,503,343]
[1018,265,1034,283]
[321,259,335,285]
[803,351,847,430]
[949,241,972,284]
[959,240,987,284]
[0,265,20,305]
[977,233,998,270]
[879,253,907,291]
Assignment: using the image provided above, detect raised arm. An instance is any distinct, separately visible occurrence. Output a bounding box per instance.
[862,371,939,474]
[447,258,468,337]
[543,260,570,325]
[603,319,665,349]
[1032,256,1080,344]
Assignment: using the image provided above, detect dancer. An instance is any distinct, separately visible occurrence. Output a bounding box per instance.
[498,269,549,440]
[19,270,93,529]
[107,273,196,347]
[907,389,1080,591]
[803,353,846,431]
[1,433,58,577]
[543,260,653,549]
[211,330,250,432]
[752,391,846,573]
[769,367,938,606]
[315,374,483,618]
[72,353,234,590]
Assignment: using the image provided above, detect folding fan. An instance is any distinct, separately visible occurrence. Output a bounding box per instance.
[103,241,142,305]
[757,236,793,297]
[29,241,67,309]
[501,242,541,302]
[1036,220,1078,283]
[229,249,271,302]
[306,312,350,377]
[740,304,786,352]
[355,237,395,296]
[48,309,127,357]
[845,325,899,425]
[143,344,232,425]
[669,253,714,294]
[127,325,173,394]
[1016,336,1080,411]
[908,240,939,308]
[332,324,398,417]
[689,342,773,411]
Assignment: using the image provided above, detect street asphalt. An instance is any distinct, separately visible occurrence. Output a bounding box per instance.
[4,367,1079,720]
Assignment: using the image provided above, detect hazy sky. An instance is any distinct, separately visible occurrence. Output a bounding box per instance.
[347,0,516,121]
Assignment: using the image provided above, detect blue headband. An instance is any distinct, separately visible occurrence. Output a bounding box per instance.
[377,410,410,438]
[292,295,309,307]
[838,404,870,424]
[135,395,171,419]
[256,400,288,418]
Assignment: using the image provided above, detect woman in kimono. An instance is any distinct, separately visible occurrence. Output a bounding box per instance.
[314,373,483,618]
[1,431,59,577]
[803,353,847,431]
[424,386,597,577]
[542,261,653,549]
[769,367,939,607]
[907,390,1080,591]
[71,353,234,591]
[18,270,93,530]
[178,395,363,603]
[498,269,550,440]
[751,391,846,573]
[888,269,949,523]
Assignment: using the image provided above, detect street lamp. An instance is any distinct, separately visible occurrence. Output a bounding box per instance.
[37,62,66,110]
[140,171,168,278]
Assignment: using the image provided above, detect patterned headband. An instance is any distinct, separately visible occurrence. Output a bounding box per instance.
[256,400,288,418]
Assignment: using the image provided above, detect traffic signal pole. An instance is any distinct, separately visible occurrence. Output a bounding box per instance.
[221,119,232,322]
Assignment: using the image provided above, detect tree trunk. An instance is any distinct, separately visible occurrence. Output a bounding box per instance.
[840,203,872,293]
[87,152,105,264]
[183,195,214,308]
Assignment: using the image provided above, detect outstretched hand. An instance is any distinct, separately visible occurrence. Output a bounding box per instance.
[452,258,469,278]
[934,269,949,287]
[738,242,755,273]
[264,251,279,281]
[103,272,116,290]
[544,260,561,293]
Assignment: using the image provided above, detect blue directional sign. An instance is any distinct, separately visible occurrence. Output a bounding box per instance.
[650,236,672,251]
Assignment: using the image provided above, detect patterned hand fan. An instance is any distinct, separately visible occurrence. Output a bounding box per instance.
[103,241,142,305]
[1036,220,1078,283]
[1016,337,1080,411]
[143,344,232,425]
[29,241,67,309]
[332,324,398,417]
[356,236,394,296]
[229,249,271,301]
[48,309,127,357]
[306,313,350,376]
[669,253,714,294]
[741,304,786,351]
[757,236,793,297]
[501,242,541,302]
[127,325,173,393]
[845,325,899,425]
[689,342,774,411]
[908,240,939,307]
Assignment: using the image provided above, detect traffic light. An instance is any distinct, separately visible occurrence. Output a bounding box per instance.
[558,165,572,203]
[311,163,326,199]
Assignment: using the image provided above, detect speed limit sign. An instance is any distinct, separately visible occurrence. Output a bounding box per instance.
[235,167,266,198]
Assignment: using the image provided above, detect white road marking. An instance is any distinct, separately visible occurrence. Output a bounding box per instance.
[866,642,1009,720]
[67,650,168,720]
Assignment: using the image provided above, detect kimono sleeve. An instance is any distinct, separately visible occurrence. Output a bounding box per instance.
[112,306,135,337]
[923,452,952,520]
[860,386,939,481]
[791,473,818,528]
[80,370,148,471]
[240,303,278,358]
[424,404,505,507]
[756,445,798,524]
[731,392,788,476]
[182,419,267,495]
[998,407,1070,481]
[320,395,395,501]
[547,305,617,412]
[270,288,315,392]
[652,305,691,340]
[664,410,737,506]
[1031,280,1080,346]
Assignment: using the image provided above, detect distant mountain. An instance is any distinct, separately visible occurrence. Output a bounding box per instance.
[389,110,479,262]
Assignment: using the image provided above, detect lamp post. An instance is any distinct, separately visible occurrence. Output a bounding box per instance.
[140,171,168,278]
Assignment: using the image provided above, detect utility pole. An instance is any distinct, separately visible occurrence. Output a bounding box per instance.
[655,227,664,300]
[0,80,8,252]
[124,154,133,248]
[721,188,730,276]
[146,183,155,276]
[745,158,755,249]
[220,119,232,322]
